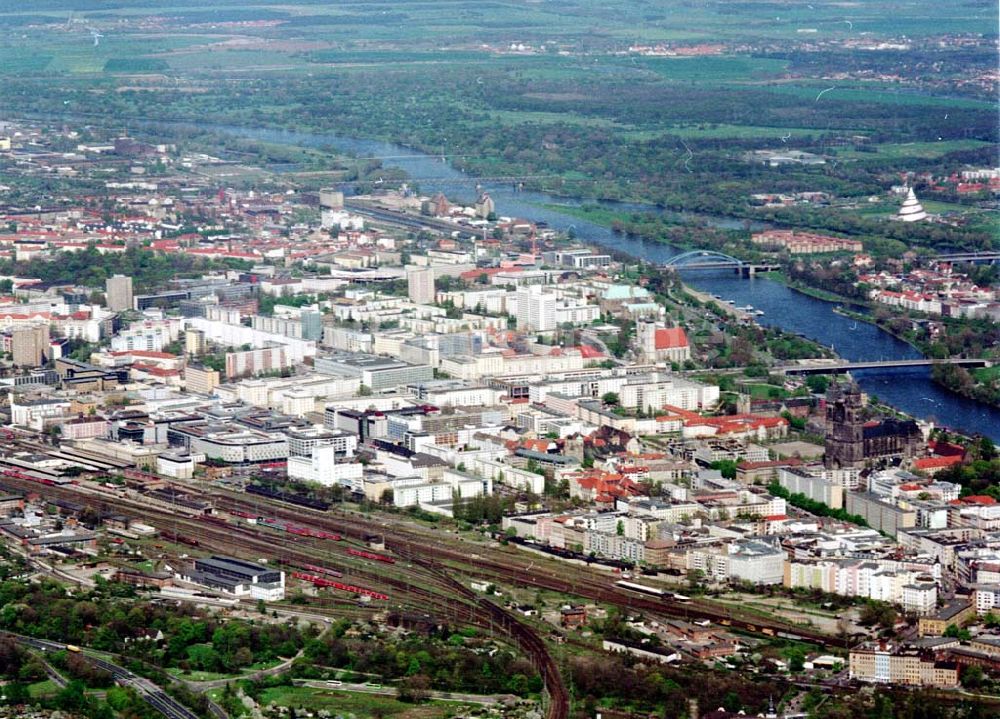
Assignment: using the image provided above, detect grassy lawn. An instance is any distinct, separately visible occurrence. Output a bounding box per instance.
[166,667,242,682]
[974,366,1000,383]
[258,686,470,718]
[27,679,59,698]
[247,658,285,671]
[741,383,790,400]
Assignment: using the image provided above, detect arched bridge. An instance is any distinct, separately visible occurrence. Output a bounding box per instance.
[664,250,745,269]
[663,250,780,276]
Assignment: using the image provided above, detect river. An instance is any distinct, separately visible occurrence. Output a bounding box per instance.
[209,124,1000,440]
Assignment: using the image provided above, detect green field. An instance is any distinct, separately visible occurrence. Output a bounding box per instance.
[759,83,996,110]
[630,56,791,82]
[836,139,994,160]
[0,0,991,260]
[255,686,471,718]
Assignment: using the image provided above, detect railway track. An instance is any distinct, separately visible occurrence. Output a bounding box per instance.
[210,492,840,647]
[406,554,569,719]
[3,474,843,719]
[1,477,571,718]
[7,474,838,645]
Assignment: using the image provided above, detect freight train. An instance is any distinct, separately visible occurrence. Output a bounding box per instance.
[296,563,344,579]
[159,530,199,547]
[292,571,388,600]
[255,517,341,540]
[347,548,395,564]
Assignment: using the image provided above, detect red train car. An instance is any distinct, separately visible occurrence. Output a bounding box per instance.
[300,563,343,578]
[347,548,395,564]
[2,468,60,486]
[123,468,161,483]
[286,525,342,541]
[313,530,342,541]
[159,530,199,547]
[292,572,388,600]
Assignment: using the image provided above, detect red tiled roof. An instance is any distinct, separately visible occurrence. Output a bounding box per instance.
[928,440,966,457]
[654,327,688,350]
[577,345,604,359]
[958,495,996,505]
[913,456,963,471]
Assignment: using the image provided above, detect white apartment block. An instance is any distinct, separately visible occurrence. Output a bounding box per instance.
[516,286,557,332]
[287,446,364,489]
[777,467,844,509]
[620,375,720,412]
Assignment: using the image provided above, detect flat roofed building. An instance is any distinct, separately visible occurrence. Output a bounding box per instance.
[181,555,285,601]
[184,364,220,396]
[846,492,916,538]
[106,274,133,312]
[314,352,433,392]
[284,426,357,458]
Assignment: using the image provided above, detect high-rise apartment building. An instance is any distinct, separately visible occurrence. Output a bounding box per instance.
[516,286,557,332]
[11,324,49,367]
[185,328,206,357]
[407,267,436,305]
[106,274,134,312]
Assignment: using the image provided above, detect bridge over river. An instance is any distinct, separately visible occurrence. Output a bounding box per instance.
[662,250,780,276]
[777,358,991,375]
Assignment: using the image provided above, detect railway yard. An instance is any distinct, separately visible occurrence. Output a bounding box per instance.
[0,433,856,719]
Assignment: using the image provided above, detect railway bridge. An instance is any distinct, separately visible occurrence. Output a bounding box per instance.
[777,358,991,375]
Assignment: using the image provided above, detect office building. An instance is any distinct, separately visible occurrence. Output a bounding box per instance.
[287,445,364,489]
[315,352,433,392]
[300,310,323,341]
[285,427,357,458]
[168,423,288,464]
[106,274,134,312]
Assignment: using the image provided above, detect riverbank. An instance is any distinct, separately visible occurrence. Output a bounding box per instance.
[830,308,1000,411]
[758,271,860,305]
[679,285,753,322]
[168,121,1000,440]
[829,307,923,353]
